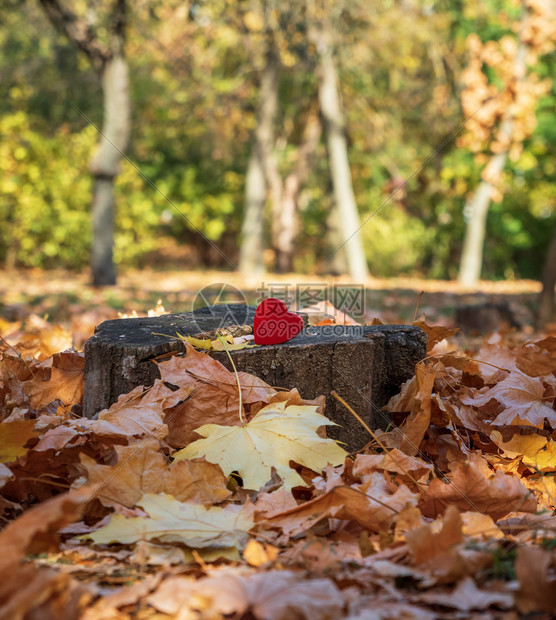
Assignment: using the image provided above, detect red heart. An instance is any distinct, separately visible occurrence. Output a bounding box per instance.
[253,298,304,345]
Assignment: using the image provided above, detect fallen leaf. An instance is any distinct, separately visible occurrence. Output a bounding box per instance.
[75,386,168,440]
[32,425,81,452]
[460,511,503,539]
[243,539,280,567]
[420,461,537,520]
[81,440,231,508]
[158,345,276,446]
[0,566,93,620]
[173,401,347,490]
[394,503,426,541]
[353,449,434,483]
[415,576,512,611]
[148,570,344,620]
[87,493,254,549]
[523,440,556,472]
[0,463,14,486]
[254,485,299,518]
[159,344,274,404]
[406,505,491,583]
[384,362,437,456]
[0,419,37,463]
[210,338,255,351]
[266,475,417,537]
[463,371,556,428]
[515,337,556,377]
[23,351,84,410]
[475,341,517,382]
[515,545,556,613]
[82,574,161,618]
[489,429,547,460]
[413,316,458,353]
[0,485,98,574]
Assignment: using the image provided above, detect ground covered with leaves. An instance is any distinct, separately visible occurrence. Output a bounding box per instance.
[1,286,556,619]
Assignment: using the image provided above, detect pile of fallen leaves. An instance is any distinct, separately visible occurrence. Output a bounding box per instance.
[1,309,556,619]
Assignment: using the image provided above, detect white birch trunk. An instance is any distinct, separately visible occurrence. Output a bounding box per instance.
[239,46,280,275]
[318,44,368,281]
[89,53,130,285]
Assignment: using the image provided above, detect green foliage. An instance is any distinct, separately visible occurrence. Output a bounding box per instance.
[0,111,93,269]
[361,205,435,277]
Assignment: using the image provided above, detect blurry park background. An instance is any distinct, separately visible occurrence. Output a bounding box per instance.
[1,0,555,326]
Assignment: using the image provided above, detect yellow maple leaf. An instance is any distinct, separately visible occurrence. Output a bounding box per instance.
[173,401,348,490]
[86,493,253,549]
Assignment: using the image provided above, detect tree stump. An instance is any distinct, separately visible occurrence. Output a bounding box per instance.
[83,305,427,450]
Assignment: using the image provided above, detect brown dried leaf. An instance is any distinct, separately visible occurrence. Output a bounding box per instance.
[0,485,97,574]
[384,362,437,456]
[475,340,517,382]
[420,461,537,520]
[460,511,503,539]
[148,570,344,620]
[159,344,274,404]
[412,316,459,352]
[516,336,556,377]
[465,371,556,428]
[406,505,492,584]
[415,576,512,611]
[266,474,417,537]
[407,505,463,566]
[23,351,84,410]
[254,486,298,519]
[158,345,275,446]
[353,449,434,483]
[75,387,168,440]
[0,566,93,620]
[81,440,231,508]
[515,545,556,613]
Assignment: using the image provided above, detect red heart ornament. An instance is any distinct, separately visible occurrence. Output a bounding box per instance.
[253,298,304,345]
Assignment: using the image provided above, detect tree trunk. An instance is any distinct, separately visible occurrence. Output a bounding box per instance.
[90,53,130,285]
[325,200,349,275]
[458,9,528,287]
[537,221,556,329]
[273,113,321,273]
[274,175,299,273]
[458,150,508,286]
[38,0,129,287]
[239,45,280,275]
[240,151,267,275]
[318,44,368,281]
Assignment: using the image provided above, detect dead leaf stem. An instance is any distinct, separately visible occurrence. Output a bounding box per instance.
[331,391,422,487]
[217,334,244,425]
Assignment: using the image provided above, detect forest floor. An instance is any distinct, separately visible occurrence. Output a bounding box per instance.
[0,267,543,339]
[2,267,556,618]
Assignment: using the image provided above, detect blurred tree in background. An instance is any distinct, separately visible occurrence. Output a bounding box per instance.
[457,0,556,287]
[38,0,131,286]
[0,0,555,285]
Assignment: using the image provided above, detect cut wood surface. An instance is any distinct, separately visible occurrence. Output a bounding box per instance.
[84,305,427,450]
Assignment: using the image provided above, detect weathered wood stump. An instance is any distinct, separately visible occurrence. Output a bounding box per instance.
[84,305,427,450]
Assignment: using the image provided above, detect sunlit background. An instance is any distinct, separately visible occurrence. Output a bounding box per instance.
[1,0,555,325]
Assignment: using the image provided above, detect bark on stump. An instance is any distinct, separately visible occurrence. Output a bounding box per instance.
[83,305,427,451]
